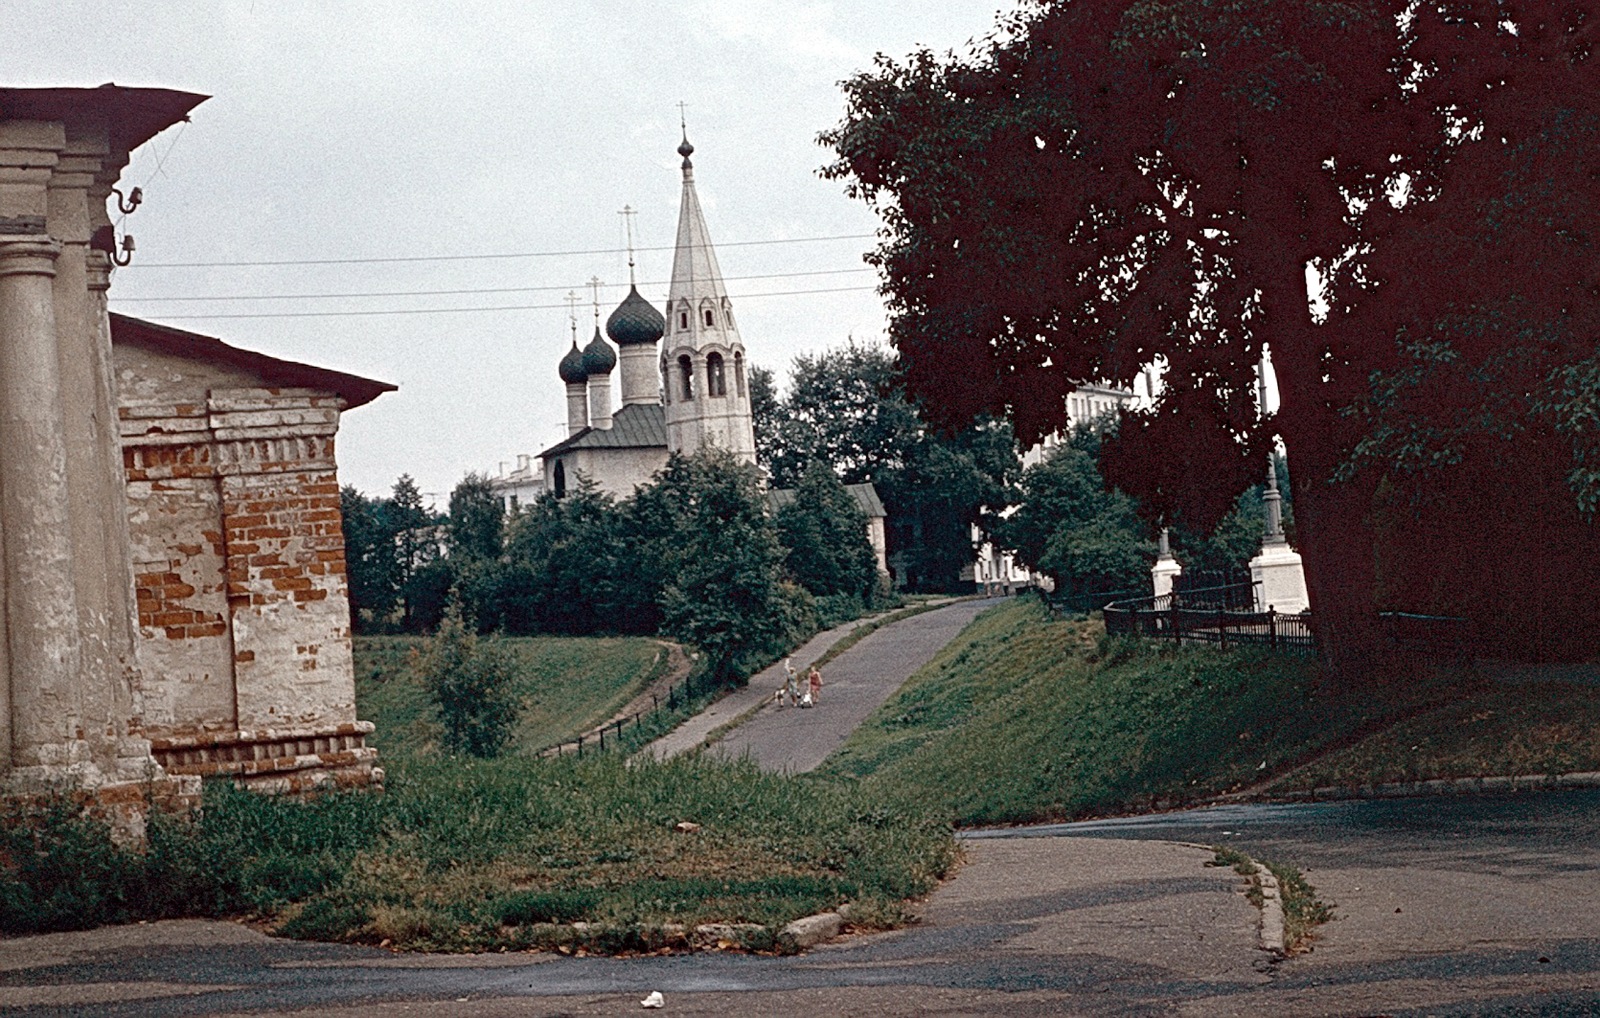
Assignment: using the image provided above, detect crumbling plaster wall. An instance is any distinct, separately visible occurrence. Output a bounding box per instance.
[116,344,374,791]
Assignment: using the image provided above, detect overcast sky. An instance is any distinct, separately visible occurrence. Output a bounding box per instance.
[16,1,1010,502]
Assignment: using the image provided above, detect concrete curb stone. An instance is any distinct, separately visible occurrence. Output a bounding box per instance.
[1252,864,1287,956]
[777,911,843,953]
[1263,769,1600,803]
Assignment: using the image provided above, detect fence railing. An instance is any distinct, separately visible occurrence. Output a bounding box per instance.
[534,665,706,759]
[1379,611,1480,663]
[1048,587,1142,616]
[1102,583,1316,653]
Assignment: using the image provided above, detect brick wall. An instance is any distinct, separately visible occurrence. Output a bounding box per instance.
[117,357,377,792]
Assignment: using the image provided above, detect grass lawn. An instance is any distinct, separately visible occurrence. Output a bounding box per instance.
[354,634,668,758]
[816,596,1600,827]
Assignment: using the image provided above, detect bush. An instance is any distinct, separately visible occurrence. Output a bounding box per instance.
[418,608,522,758]
[0,794,139,934]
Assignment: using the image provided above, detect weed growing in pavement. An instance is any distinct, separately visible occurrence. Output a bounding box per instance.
[1209,847,1333,952]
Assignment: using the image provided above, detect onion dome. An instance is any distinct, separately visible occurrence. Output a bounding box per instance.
[581,327,617,374]
[558,341,588,384]
[606,284,666,346]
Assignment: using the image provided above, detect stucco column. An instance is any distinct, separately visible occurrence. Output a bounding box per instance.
[86,248,151,770]
[0,234,86,770]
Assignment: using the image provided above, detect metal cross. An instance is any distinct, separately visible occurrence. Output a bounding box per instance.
[619,205,638,284]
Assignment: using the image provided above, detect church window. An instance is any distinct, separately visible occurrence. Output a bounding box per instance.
[735,352,746,397]
[707,352,726,397]
[703,308,715,328]
[553,461,567,499]
[679,311,689,331]
[679,354,694,400]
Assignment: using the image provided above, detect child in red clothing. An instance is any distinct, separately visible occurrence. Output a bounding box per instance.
[807,666,822,705]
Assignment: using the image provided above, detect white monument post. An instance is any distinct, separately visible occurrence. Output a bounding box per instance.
[1249,458,1309,613]
[1151,527,1183,599]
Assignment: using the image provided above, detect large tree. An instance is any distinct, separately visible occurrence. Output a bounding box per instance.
[824,0,1600,673]
[757,339,1019,592]
[775,459,880,603]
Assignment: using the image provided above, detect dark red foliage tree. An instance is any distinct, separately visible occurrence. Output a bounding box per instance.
[823,0,1600,677]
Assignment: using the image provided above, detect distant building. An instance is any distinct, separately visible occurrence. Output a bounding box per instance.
[489,454,543,513]
[767,483,889,577]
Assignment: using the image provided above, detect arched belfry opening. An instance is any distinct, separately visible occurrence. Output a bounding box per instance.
[707,352,726,397]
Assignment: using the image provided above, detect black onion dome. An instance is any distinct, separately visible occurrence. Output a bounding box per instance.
[678,135,694,159]
[581,327,617,374]
[606,284,665,346]
[558,341,588,384]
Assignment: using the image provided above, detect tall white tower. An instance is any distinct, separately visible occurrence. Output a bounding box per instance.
[660,128,757,463]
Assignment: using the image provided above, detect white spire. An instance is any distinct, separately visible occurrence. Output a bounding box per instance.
[660,117,756,465]
[667,129,730,309]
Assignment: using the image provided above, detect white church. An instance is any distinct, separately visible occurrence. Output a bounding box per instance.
[535,129,756,498]
[487,130,889,575]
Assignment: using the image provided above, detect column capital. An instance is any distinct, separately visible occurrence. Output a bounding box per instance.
[86,249,112,293]
[0,235,62,278]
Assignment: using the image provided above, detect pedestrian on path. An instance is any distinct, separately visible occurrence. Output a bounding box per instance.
[808,666,822,705]
[780,658,799,708]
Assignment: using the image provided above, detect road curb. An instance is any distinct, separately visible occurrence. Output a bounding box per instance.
[1260,769,1600,803]
[1252,863,1287,955]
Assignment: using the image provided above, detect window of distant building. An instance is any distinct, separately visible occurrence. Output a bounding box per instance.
[707,352,726,397]
[703,308,715,328]
[679,354,694,401]
[553,461,567,498]
[679,311,689,331]
[734,352,746,397]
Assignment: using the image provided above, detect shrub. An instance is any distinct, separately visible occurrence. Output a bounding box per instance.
[418,608,522,758]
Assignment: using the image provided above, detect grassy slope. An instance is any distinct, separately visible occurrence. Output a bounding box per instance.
[817,596,1600,826]
[1267,679,1600,791]
[354,635,666,757]
[819,597,1352,825]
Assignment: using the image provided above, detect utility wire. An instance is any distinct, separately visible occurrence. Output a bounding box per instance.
[122,285,880,321]
[124,233,876,269]
[114,267,875,303]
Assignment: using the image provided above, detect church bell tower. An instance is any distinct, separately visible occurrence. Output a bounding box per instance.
[660,126,756,463]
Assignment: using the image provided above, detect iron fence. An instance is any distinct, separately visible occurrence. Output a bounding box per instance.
[1102,583,1316,653]
[534,666,706,759]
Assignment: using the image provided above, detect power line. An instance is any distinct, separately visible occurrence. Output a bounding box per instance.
[119,284,881,321]
[113,267,875,303]
[123,233,876,269]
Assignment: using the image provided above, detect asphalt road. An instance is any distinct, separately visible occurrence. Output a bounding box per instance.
[975,788,1600,1015]
[7,791,1600,1015]
[710,597,1001,772]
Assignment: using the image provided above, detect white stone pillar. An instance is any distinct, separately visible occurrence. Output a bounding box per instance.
[52,136,148,778]
[0,234,87,771]
[1249,458,1309,613]
[1151,527,1182,599]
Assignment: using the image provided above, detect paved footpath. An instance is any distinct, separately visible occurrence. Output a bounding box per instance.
[643,598,991,767]
[706,597,1000,773]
